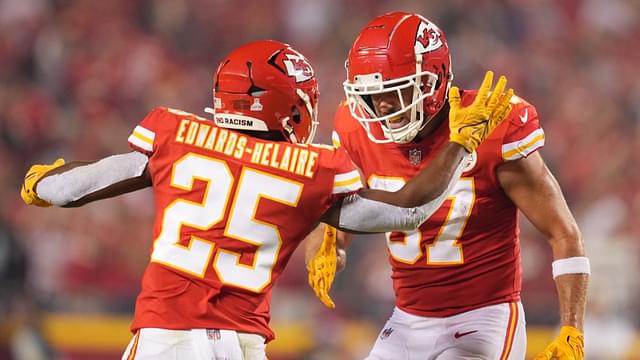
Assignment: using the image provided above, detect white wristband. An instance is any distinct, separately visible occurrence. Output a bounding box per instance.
[552,257,590,279]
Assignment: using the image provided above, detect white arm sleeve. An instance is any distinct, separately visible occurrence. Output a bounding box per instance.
[36,152,149,206]
[338,160,465,233]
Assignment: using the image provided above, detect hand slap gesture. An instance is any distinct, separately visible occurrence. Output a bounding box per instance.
[448,70,514,153]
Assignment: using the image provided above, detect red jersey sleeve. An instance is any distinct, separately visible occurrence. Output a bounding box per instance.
[332,101,367,167]
[327,146,363,199]
[500,96,545,162]
[128,107,169,156]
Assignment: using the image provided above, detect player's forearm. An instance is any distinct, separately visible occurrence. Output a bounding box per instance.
[325,145,465,233]
[64,169,151,207]
[403,142,467,206]
[555,273,588,330]
[549,230,588,330]
[36,152,149,206]
[370,142,466,207]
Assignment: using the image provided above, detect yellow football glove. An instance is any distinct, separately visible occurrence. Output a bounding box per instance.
[306,225,337,309]
[448,70,514,153]
[534,326,585,360]
[21,158,65,207]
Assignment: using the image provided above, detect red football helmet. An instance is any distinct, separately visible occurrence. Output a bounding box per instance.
[343,12,452,143]
[206,40,319,144]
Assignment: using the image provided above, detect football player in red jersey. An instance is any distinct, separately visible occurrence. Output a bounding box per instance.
[20,40,512,360]
[328,12,589,360]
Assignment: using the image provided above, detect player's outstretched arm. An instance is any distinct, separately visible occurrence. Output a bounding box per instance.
[21,152,151,208]
[498,152,588,360]
[321,142,465,233]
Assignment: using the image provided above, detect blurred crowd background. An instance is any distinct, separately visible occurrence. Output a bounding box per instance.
[1,0,639,359]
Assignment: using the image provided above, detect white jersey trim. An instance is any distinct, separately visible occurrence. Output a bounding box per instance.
[332,169,362,194]
[128,125,155,152]
[331,131,342,148]
[502,128,545,161]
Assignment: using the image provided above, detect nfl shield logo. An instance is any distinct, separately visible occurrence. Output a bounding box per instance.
[408,149,422,165]
[380,327,394,340]
[207,329,221,341]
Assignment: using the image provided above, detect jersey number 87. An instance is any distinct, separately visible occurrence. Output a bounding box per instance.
[369,175,475,265]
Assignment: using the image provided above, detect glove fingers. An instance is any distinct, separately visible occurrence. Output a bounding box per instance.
[448,86,462,111]
[532,355,549,360]
[536,326,585,360]
[535,343,558,360]
[533,352,552,360]
[22,166,44,206]
[307,225,338,309]
[486,75,507,111]
[321,295,335,309]
[21,158,66,207]
[475,70,494,104]
[489,89,514,130]
[317,274,335,308]
[498,88,514,110]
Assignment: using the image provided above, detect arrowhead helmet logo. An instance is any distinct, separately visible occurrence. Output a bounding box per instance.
[282,52,314,83]
[414,21,444,54]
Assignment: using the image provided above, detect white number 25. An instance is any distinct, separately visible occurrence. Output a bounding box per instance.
[151,153,302,292]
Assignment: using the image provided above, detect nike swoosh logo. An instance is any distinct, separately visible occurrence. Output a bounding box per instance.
[454,330,478,338]
[519,108,528,123]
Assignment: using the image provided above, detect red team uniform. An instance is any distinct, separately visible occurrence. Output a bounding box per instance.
[334,91,543,325]
[127,107,362,341]
[23,38,519,360]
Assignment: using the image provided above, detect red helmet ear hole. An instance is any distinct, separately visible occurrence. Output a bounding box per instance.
[248,85,265,96]
[291,106,301,124]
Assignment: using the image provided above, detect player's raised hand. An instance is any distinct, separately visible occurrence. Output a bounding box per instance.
[448,70,514,153]
[21,158,65,207]
[306,225,338,309]
[534,326,585,360]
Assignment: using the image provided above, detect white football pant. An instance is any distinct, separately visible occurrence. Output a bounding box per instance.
[365,302,526,360]
[121,328,266,360]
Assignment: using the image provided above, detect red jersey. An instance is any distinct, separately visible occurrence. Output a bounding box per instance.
[333,92,544,317]
[127,107,362,341]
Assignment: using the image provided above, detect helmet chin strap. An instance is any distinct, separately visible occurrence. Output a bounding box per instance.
[280,116,299,143]
[381,105,442,143]
[381,116,422,143]
[407,127,420,142]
